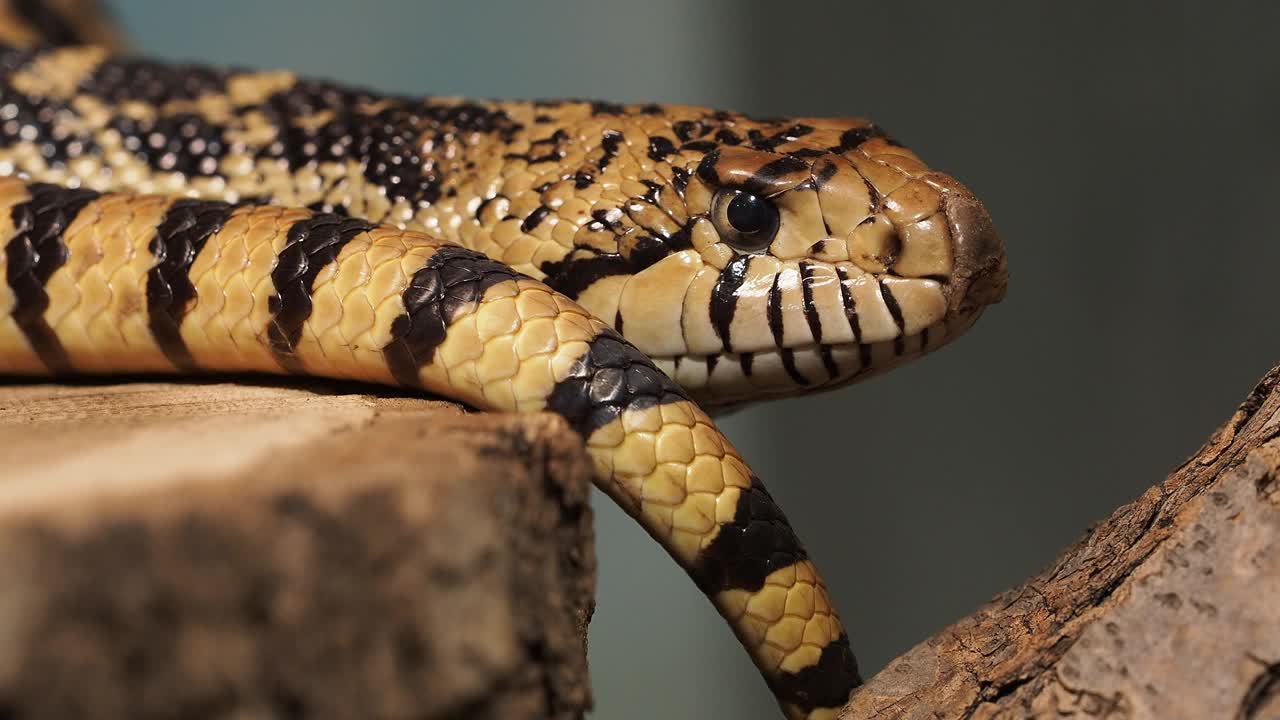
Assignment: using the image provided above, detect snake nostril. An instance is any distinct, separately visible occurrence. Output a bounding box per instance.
[938,177,1007,312]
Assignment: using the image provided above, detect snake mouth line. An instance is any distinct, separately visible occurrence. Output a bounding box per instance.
[656,310,984,409]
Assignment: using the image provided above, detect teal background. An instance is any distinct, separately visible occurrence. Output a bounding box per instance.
[108,2,1280,717]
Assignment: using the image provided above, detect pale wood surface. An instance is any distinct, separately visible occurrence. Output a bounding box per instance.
[0,378,596,720]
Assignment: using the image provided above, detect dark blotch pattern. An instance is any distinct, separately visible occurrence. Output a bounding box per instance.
[748,123,814,152]
[545,328,689,438]
[71,53,525,211]
[82,56,233,105]
[255,82,465,208]
[383,246,521,387]
[267,214,375,372]
[769,633,862,713]
[108,112,227,177]
[12,0,91,47]
[838,124,888,151]
[146,198,236,371]
[742,155,809,197]
[540,252,632,300]
[0,47,100,167]
[811,159,839,192]
[647,135,677,161]
[520,205,550,233]
[690,475,808,594]
[595,130,623,171]
[4,182,100,372]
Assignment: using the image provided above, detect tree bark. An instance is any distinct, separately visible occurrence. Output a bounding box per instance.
[0,378,596,720]
[842,363,1280,719]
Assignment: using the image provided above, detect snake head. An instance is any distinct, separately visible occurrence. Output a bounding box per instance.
[531,109,1007,409]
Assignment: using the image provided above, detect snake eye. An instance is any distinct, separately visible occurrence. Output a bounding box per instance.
[712,189,779,252]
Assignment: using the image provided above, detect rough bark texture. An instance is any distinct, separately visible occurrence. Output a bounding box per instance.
[0,378,596,720]
[843,363,1280,719]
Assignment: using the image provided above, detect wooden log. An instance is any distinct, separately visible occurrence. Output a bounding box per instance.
[0,379,596,720]
[843,363,1280,719]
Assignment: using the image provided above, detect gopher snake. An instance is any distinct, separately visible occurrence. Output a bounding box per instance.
[0,6,1007,719]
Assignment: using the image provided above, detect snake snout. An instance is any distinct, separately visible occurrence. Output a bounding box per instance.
[937,176,1007,314]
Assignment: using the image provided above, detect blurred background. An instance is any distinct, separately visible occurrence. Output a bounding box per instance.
[107,2,1280,717]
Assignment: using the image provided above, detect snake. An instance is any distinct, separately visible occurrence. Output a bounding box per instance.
[0,6,1008,719]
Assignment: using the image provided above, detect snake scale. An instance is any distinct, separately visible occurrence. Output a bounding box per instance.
[0,5,1008,718]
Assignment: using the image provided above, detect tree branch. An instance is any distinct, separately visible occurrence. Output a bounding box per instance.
[842,363,1280,718]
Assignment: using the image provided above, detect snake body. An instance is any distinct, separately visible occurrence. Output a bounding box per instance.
[0,31,1008,720]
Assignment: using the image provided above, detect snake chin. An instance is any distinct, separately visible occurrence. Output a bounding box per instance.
[656,310,986,411]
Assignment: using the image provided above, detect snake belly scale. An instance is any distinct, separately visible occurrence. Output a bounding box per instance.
[0,36,1008,720]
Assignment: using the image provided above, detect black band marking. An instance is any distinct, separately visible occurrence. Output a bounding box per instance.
[819,346,839,380]
[267,214,375,372]
[770,632,862,712]
[690,475,808,594]
[710,254,751,352]
[540,252,631,299]
[545,328,689,439]
[4,183,100,372]
[879,279,907,356]
[780,348,808,386]
[383,245,521,387]
[798,261,823,344]
[766,271,784,348]
[835,266,861,343]
[146,198,236,371]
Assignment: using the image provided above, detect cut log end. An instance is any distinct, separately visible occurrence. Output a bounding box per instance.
[0,378,597,720]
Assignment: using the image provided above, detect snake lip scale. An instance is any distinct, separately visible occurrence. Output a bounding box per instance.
[0,28,1008,720]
